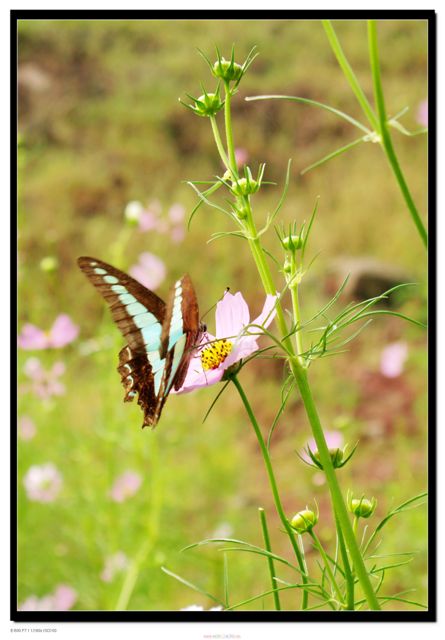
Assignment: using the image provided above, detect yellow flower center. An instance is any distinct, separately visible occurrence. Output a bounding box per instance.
[201,339,233,371]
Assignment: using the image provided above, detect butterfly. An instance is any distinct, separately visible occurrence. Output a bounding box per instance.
[77,256,204,428]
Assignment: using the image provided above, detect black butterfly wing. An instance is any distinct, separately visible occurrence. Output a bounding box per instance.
[78,256,169,427]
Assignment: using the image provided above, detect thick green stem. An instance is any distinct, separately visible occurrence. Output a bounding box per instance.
[290,365,380,610]
[231,375,309,609]
[310,530,345,608]
[367,20,427,248]
[335,514,355,610]
[259,508,281,610]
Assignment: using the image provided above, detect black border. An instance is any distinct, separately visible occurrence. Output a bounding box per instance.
[11,9,436,623]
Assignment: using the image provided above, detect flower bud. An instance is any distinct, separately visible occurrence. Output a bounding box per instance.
[282,234,303,252]
[190,92,224,118]
[213,58,243,83]
[40,256,58,273]
[290,508,318,534]
[231,177,259,197]
[347,493,377,519]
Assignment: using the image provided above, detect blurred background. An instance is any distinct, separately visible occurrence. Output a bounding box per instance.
[17,18,428,611]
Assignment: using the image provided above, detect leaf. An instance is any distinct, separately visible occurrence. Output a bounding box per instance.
[161,567,223,605]
[301,136,367,175]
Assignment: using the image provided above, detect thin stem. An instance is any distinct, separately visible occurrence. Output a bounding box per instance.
[309,530,345,608]
[367,20,427,248]
[335,514,355,610]
[322,20,379,131]
[231,374,309,609]
[288,253,304,362]
[209,115,232,174]
[224,81,239,177]
[259,507,281,610]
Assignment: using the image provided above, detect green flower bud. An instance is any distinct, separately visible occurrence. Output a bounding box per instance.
[181,90,224,118]
[314,447,344,468]
[40,256,58,273]
[231,177,259,197]
[213,58,243,83]
[348,493,377,519]
[283,257,293,274]
[282,234,303,252]
[290,508,318,534]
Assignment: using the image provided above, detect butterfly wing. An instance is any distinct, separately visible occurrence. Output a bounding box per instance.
[78,256,169,427]
[146,274,202,425]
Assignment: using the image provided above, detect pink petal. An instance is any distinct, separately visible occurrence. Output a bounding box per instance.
[251,294,278,330]
[18,324,48,349]
[307,430,344,454]
[52,585,77,611]
[417,99,428,127]
[221,336,259,370]
[380,342,408,378]
[23,357,44,380]
[49,315,79,348]
[138,210,158,232]
[168,203,185,223]
[215,291,250,339]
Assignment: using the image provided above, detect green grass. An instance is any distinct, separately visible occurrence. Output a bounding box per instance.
[17,18,428,611]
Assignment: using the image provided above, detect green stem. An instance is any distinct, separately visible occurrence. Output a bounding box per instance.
[290,365,380,610]
[309,530,345,608]
[210,115,232,173]
[335,514,355,610]
[322,20,379,131]
[224,81,239,177]
[221,74,380,610]
[259,507,281,610]
[367,20,427,248]
[231,374,309,609]
[288,253,304,362]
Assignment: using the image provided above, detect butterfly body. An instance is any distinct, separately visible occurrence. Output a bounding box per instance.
[77,256,202,428]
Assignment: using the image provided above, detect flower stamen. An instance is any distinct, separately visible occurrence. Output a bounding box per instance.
[201,339,233,370]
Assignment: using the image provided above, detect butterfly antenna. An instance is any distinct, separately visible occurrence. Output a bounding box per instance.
[200,287,230,323]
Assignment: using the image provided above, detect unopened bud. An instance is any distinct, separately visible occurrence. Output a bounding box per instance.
[290,508,318,534]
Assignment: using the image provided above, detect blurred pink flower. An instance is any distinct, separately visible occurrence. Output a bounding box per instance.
[110,470,142,502]
[139,209,159,232]
[19,585,77,611]
[100,551,128,582]
[417,99,428,127]
[22,357,66,400]
[18,415,36,441]
[168,203,185,224]
[170,226,186,244]
[18,314,79,350]
[174,291,277,394]
[234,147,249,167]
[23,463,62,502]
[129,252,166,291]
[380,341,408,378]
[307,430,344,453]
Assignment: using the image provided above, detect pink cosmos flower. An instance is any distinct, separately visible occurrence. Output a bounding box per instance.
[168,203,185,224]
[175,291,277,394]
[23,463,63,502]
[22,357,65,400]
[100,551,128,582]
[18,415,36,441]
[109,470,142,502]
[19,585,77,611]
[18,314,79,350]
[307,430,344,454]
[129,252,166,291]
[235,147,249,167]
[380,341,408,378]
[417,99,428,127]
